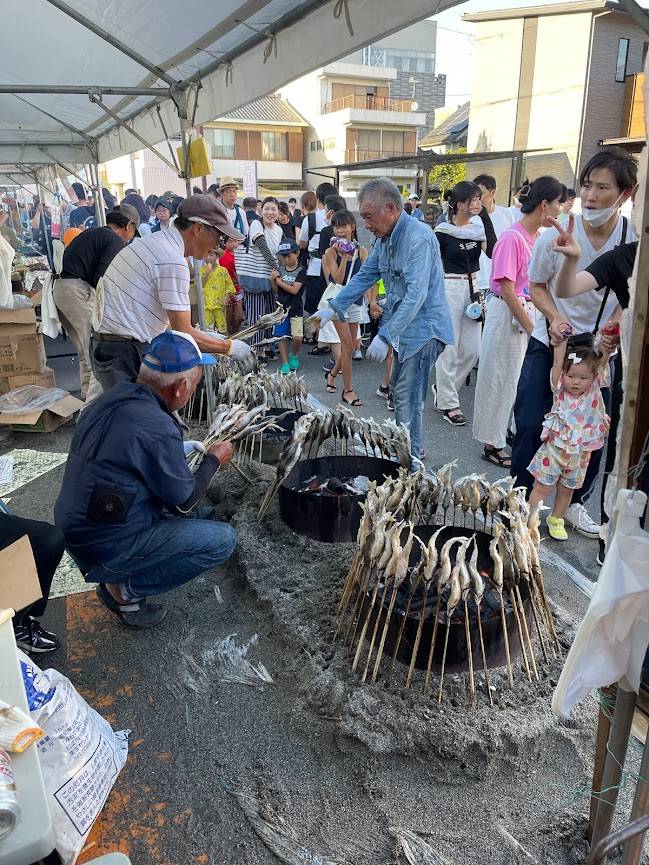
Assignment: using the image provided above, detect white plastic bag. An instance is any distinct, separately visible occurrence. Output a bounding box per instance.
[552,489,649,718]
[19,651,129,865]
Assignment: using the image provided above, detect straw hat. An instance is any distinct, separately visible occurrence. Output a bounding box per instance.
[218,176,238,190]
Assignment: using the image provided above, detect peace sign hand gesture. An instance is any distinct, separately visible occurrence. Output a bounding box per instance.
[548,213,581,259]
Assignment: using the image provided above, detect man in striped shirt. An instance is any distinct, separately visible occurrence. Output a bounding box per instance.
[91,195,251,390]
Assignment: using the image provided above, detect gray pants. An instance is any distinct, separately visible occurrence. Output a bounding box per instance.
[90,334,149,392]
[53,278,103,404]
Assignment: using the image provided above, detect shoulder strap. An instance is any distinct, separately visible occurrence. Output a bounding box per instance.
[307,212,317,241]
[593,216,628,334]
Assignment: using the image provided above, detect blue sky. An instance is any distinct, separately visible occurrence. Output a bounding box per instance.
[431,0,649,108]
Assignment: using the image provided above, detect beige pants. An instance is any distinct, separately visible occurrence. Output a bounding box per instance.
[53,277,103,404]
[434,276,481,410]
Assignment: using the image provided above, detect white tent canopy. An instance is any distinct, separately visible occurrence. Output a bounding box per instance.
[0,0,465,184]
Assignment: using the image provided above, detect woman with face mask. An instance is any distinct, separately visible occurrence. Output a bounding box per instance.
[473,176,567,467]
[432,181,496,426]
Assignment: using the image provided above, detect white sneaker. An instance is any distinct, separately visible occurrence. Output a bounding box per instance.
[564,503,600,539]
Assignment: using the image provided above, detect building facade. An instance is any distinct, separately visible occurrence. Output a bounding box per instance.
[345,20,446,134]
[280,62,426,204]
[464,0,648,192]
[101,96,307,200]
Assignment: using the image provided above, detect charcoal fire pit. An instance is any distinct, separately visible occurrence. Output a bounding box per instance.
[360,525,531,674]
[279,454,401,543]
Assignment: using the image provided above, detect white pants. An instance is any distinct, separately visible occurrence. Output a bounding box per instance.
[53,277,103,404]
[472,296,529,449]
[434,277,481,410]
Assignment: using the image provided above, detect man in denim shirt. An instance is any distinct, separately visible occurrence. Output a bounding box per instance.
[311,178,453,463]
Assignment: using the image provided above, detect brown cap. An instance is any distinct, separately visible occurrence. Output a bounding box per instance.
[177,194,245,241]
[115,202,141,227]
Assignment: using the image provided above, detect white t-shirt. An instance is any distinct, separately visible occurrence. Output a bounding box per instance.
[95,225,190,343]
[475,205,516,290]
[528,214,633,346]
[299,209,328,276]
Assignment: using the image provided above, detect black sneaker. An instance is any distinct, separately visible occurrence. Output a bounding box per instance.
[387,392,395,412]
[597,538,606,566]
[14,617,59,653]
[96,584,167,629]
[376,384,389,400]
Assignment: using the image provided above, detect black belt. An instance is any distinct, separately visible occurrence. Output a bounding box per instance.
[94,333,135,342]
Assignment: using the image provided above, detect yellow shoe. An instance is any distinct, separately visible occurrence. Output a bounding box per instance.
[546,515,568,541]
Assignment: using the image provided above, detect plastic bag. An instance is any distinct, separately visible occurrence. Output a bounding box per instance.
[19,651,129,865]
[0,385,69,415]
[552,489,649,718]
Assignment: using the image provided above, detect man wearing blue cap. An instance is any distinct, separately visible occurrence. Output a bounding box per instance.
[55,331,236,628]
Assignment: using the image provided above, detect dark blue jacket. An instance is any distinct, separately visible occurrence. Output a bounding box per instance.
[54,381,195,565]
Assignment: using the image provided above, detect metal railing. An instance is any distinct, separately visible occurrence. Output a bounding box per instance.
[343,148,418,163]
[323,94,414,114]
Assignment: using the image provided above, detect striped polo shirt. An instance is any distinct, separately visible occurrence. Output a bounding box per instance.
[95,226,190,343]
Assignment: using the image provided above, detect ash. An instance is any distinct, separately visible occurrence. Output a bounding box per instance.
[207,464,603,865]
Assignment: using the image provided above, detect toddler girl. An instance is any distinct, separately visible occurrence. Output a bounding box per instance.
[528,336,611,540]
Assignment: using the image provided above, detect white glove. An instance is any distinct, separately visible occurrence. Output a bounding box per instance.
[366,334,389,362]
[227,339,253,360]
[183,439,206,457]
[306,306,338,328]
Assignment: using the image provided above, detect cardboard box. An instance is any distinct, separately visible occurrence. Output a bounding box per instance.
[0,366,55,395]
[0,307,37,327]
[0,536,42,613]
[0,392,83,432]
[0,332,47,376]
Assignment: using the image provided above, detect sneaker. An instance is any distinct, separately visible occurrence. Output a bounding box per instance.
[387,392,395,412]
[376,384,389,400]
[597,538,606,566]
[565,503,601,539]
[288,354,300,370]
[96,584,167,629]
[352,349,363,360]
[279,362,291,375]
[546,515,568,541]
[13,617,59,653]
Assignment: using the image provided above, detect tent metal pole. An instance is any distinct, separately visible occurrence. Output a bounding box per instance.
[88,163,105,227]
[177,90,214,423]
[38,153,93,187]
[42,0,178,86]
[88,93,179,172]
[34,176,54,267]
[0,85,168,96]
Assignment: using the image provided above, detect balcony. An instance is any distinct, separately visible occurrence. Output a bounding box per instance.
[324,94,415,114]
[344,148,418,164]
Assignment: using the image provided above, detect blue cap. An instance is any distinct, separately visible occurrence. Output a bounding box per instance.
[277,239,299,255]
[142,330,217,373]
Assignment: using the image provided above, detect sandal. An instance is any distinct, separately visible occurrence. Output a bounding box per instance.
[342,389,362,407]
[325,370,337,393]
[482,445,512,467]
[309,345,331,355]
[442,408,466,426]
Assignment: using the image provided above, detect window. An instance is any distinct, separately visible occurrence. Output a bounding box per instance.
[643,42,649,68]
[616,38,630,82]
[205,128,235,158]
[323,138,337,152]
[310,140,323,151]
[261,131,288,160]
[382,130,405,155]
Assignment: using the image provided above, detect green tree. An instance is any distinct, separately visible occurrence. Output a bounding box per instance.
[427,147,466,196]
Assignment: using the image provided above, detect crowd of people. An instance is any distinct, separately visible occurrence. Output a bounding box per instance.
[0,144,639,658]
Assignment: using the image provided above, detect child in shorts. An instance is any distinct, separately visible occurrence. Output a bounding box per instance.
[528,335,611,540]
[271,239,306,375]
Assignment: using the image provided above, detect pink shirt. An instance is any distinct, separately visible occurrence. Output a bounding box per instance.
[489,221,538,298]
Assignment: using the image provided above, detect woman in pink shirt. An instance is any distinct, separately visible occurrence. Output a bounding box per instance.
[473,176,567,466]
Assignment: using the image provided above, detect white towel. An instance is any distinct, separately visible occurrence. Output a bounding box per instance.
[40,273,61,339]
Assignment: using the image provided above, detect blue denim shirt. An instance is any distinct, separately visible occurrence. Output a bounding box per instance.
[330,210,453,361]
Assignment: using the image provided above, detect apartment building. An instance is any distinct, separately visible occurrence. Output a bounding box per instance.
[345,20,446,134]
[464,0,648,191]
[280,63,426,203]
[103,95,307,199]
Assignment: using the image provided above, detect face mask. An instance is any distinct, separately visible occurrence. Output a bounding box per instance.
[581,194,624,228]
